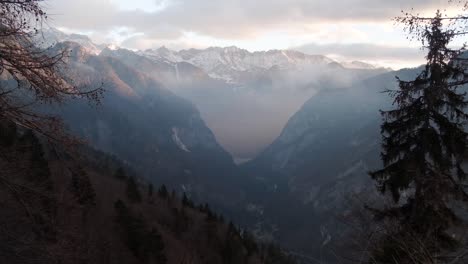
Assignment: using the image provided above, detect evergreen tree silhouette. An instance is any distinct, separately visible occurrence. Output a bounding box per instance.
[126,176,142,203]
[371,11,468,261]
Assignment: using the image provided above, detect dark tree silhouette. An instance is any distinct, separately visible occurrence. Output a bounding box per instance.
[158,184,169,199]
[371,10,468,262]
[148,183,153,197]
[70,166,96,207]
[114,200,166,262]
[126,176,142,203]
[114,167,127,180]
[181,192,194,208]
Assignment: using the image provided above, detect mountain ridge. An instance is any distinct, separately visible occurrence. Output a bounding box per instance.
[40,27,386,84]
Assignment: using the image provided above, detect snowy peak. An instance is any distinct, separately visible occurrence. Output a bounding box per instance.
[142,47,183,64]
[155,46,334,71]
[141,46,336,83]
[35,28,109,55]
[35,28,384,84]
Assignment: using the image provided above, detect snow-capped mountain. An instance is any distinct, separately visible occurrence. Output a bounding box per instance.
[35,27,105,55]
[38,28,384,85]
[37,28,390,161]
[107,45,389,160]
[142,46,336,83]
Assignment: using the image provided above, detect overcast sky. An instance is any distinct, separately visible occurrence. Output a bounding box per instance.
[44,0,460,69]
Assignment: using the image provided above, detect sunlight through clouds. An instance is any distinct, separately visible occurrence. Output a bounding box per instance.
[110,0,170,12]
[45,0,459,69]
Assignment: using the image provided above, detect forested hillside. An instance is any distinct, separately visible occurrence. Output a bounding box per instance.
[0,121,294,264]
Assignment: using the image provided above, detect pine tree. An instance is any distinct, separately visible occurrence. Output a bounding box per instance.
[114,200,146,260]
[144,228,167,264]
[70,166,96,207]
[17,130,57,241]
[114,200,167,263]
[126,176,142,203]
[0,120,17,147]
[181,192,194,208]
[21,130,53,189]
[148,183,154,197]
[242,231,258,256]
[114,167,127,180]
[370,11,468,261]
[171,207,190,236]
[158,185,169,199]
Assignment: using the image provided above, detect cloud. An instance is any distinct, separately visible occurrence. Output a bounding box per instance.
[44,0,450,67]
[46,0,446,40]
[295,42,424,61]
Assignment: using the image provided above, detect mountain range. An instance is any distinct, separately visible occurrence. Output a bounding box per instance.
[38,28,390,160]
[31,28,424,262]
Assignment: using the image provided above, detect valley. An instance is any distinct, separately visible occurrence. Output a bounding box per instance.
[2,1,468,262]
[32,28,420,262]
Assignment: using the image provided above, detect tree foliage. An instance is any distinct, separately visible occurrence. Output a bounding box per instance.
[148,183,153,197]
[0,0,103,145]
[158,184,169,199]
[126,176,142,203]
[70,166,96,207]
[114,167,127,180]
[114,200,167,263]
[371,8,468,263]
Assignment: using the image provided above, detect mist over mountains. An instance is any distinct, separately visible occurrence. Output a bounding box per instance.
[28,27,425,262]
[5,0,468,263]
[38,28,390,161]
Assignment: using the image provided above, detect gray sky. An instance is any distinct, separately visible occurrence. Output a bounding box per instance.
[44,0,458,68]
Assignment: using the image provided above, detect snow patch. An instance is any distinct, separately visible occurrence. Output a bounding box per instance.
[337,160,366,179]
[172,127,191,152]
[141,46,335,84]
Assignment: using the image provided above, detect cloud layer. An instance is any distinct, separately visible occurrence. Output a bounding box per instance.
[47,0,442,36]
[45,0,449,68]
[295,43,426,69]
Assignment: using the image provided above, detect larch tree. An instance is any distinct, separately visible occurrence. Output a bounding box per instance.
[0,2,103,260]
[0,0,103,144]
[370,8,468,263]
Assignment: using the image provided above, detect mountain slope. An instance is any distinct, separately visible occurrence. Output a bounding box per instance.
[245,67,421,200]
[0,121,294,264]
[39,28,390,160]
[46,41,243,208]
[104,45,389,160]
[239,67,423,257]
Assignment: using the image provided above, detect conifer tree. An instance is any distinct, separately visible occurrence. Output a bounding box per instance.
[148,183,154,197]
[144,228,167,264]
[114,167,127,180]
[0,120,17,147]
[70,166,96,207]
[370,11,468,261]
[158,185,169,199]
[126,176,142,203]
[114,200,167,263]
[181,192,194,208]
